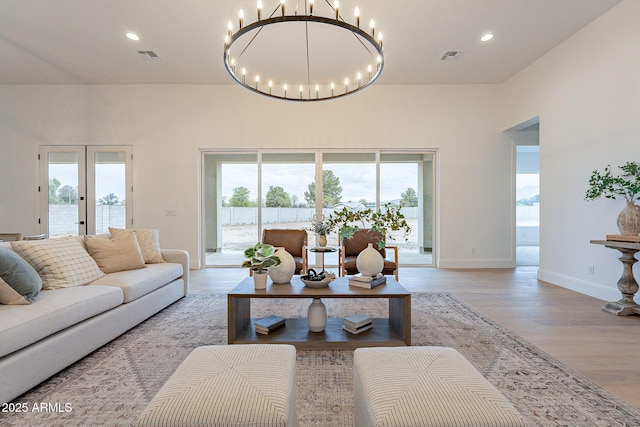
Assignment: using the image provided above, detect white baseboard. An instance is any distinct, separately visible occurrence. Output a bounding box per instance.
[439,258,514,268]
[537,268,619,301]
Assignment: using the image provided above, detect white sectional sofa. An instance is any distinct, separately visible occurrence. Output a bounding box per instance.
[0,234,189,404]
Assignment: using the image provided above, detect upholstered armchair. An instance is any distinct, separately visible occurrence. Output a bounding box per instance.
[338,229,399,280]
[262,229,308,275]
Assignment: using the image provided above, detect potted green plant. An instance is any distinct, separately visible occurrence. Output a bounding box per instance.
[309,217,333,246]
[241,242,281,289]
[326,202,411,249]
[585,161,640,236]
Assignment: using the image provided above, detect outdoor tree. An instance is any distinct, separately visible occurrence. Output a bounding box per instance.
[98,193,122,205]
[400,187,419,207]
[58,185,78,204]
[265,186,292,207]
[49,177,61,203]
[304,170,342,207]
[291,194,299,207]
[228,186,255,207]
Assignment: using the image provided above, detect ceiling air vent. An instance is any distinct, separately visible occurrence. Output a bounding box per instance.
[137,50,160,60]
[440,51,462,61]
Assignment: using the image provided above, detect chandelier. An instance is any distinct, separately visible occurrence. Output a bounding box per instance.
[223,0,384,102]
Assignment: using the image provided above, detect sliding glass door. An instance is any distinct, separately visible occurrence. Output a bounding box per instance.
[202,150,436,267]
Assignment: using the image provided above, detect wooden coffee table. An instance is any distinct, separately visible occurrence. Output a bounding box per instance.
[227,276,411,350]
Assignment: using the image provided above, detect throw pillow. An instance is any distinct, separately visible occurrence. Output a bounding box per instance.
[0,247,42,304]
[84,233,146,274]
[11,236,105,290]
[109,228,165,264]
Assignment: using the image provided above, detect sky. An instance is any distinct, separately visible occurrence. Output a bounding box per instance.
[49,164,126,200]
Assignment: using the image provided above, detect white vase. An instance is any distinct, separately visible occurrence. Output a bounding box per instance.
[307,298,327,332]
[617,201,640,236]
[253,271,268,290]
[356,243,384,277]
[268,247,296,284]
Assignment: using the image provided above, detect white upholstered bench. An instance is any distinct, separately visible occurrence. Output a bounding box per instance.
[354,346,525,427]
[137,344,297,427]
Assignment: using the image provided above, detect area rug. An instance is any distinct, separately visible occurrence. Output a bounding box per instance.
[2,293,640,427]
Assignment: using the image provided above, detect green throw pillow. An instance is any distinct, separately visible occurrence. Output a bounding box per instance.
[0,247,42,304]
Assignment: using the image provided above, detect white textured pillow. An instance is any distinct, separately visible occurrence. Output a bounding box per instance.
[109,228,165,264]
[85,233,146,273]
[11,236,105,289]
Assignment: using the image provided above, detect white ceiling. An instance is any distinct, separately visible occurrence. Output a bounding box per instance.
[0,0,621,85]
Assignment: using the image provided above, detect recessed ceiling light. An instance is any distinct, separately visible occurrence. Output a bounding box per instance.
[480,33,494,42]
[126,32,140,41]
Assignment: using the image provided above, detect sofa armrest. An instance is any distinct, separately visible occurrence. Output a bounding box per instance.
[161,249,190,294]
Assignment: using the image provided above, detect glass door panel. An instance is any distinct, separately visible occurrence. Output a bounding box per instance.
[87,147,132,234]
[41,147,86,237]
[321,152,376,240]
[380,152,434,265]
[203,153,259,266]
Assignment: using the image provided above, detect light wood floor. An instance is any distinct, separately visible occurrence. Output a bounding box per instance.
[190,266,640,409]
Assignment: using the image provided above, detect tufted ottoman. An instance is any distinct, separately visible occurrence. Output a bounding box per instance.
[353,346,525,427]
[137,344,297,427]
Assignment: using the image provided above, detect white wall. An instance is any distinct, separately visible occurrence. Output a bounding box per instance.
[500,0,640,300]
[0,84,513,270]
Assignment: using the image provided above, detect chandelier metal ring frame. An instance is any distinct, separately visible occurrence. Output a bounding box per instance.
[223,1,384,102]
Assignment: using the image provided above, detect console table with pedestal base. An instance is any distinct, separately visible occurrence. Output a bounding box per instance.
[590,239,640,316]
[227,276,411,349]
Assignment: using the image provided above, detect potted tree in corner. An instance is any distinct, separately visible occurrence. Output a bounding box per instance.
[241,243,281,289]
[585,161,640,236]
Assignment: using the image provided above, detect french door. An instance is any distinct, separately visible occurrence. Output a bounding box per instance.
[39,146,133,237]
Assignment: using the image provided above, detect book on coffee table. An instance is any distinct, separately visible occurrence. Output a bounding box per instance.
[254,315,285,335]
[348,276,386,289]
[343,313,373,334]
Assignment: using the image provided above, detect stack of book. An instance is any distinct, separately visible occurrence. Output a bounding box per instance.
[254,314,285,335]
[348,273,387,289]
[342,313,373,334]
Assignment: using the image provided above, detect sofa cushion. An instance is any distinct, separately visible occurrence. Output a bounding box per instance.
[0,285,124,358]
[88,262,183,303]
[11,236,105,290]
[0,247,42,305]
[109,228,165,264]
[85,233,146,274]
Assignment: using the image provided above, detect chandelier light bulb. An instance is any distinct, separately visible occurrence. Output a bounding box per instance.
[309,0,314,15]
[334,1,339,20]
[357,72,362,87]
[268,80,273,94]
[299,85,304,99]
[368,64,373,79]
[257,0,262,20]
[370,19,375,37]
[378,32,383,49]
[315,84,319,99]
[224,35,230,45]
[354,7,360,27]
[239,10,244,28]
[284,83,288,97]
[281,0,285,16]
[331,82,335,96]
[345,77,349,92]
[241,67,246,83]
